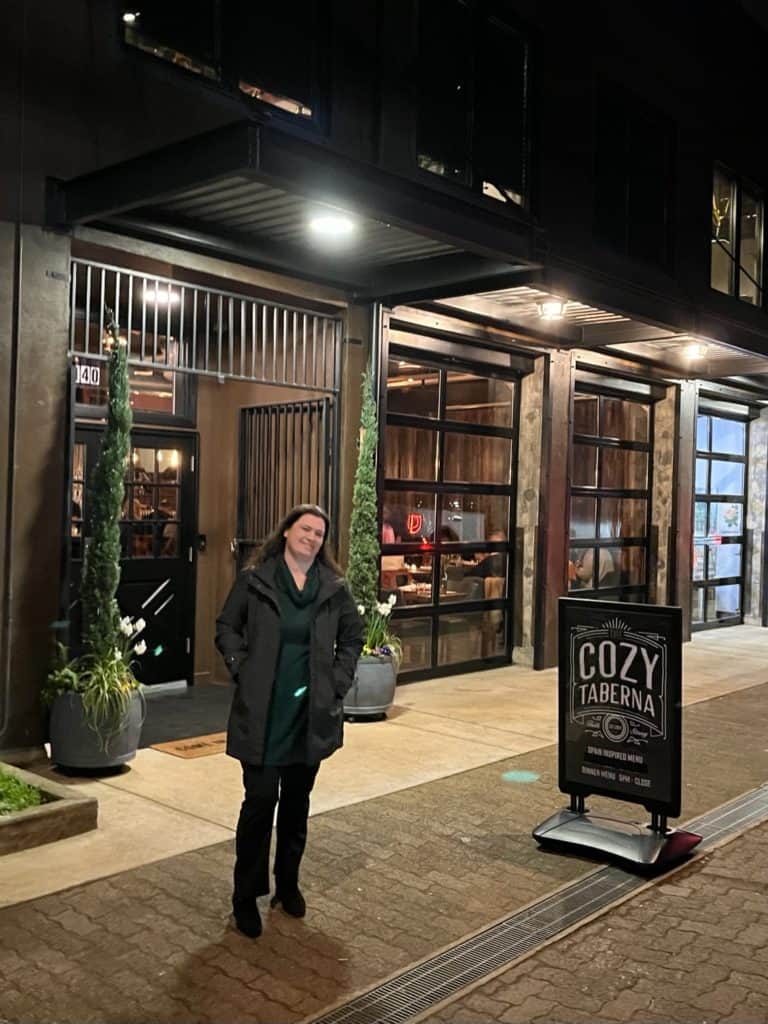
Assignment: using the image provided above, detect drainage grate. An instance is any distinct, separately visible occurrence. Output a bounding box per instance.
[309,785,768,1024]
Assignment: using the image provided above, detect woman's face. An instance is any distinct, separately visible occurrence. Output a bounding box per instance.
[283,513,326,563]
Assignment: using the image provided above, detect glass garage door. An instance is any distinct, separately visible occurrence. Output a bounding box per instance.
[381,352,518,679]
[692,413,748,628]
[568,390,651,602]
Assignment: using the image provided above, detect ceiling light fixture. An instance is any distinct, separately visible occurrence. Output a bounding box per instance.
[308,212,357,239]
[684,342,708,361]
[537,298,566,320]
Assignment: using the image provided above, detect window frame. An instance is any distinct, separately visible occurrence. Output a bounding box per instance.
[711,164,765,307]
[120,2,330,131]
[593,78,676,269]
[415,0,529,209]
[691,410,749,630]
[568,387,654,602]
[381,345,522,681]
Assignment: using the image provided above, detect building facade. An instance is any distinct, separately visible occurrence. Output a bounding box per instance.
[2,1,768,757]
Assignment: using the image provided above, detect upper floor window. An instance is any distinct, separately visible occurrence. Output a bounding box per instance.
[416,0,528,207]
[223,0,325,120]
[121,3,219,80]
[711,167,764,306]
[594,82,675,268]
[121,2,326,124]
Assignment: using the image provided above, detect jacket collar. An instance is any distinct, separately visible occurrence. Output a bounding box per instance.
[249,555,344,604]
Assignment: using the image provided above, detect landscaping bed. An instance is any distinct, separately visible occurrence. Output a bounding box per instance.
[0,762,97,855]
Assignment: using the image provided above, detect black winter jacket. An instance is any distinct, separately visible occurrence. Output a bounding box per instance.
[215,557,364,765]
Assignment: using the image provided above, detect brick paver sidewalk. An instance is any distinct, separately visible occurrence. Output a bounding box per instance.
[421,819,768,1024]
[0,683,767,1024]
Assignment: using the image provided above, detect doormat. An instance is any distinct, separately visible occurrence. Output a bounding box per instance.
[150,732,227,758]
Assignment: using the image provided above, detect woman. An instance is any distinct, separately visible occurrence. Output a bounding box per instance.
[215,504,363,938]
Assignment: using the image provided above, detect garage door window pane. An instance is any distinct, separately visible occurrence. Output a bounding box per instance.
[695,459,709,494]
[384,426,437,480]
[444,372,514,428]
[443,432,512,484]
[708,543,741,580]
[711,417,745,455]
[601,448,648,489]
[709,502,742,535]
[599,497,647,538]
[710,459,744,496]
[386,361,439,418]
[600,397,649,442]
[573,444,598,487]
[570,496,596,538]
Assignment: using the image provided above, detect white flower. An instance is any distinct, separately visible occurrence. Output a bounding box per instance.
[133,618,146,635]
[388,593,397,606]
[357,604,365,616]
[376,601,392,616]
[134,640,147,656]
[119,617,133,636]
[114,647,122,659]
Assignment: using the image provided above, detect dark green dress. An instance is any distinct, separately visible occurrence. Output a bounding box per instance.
[263,558,320,765]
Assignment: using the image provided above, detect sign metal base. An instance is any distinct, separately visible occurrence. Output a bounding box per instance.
[533,808,702,870]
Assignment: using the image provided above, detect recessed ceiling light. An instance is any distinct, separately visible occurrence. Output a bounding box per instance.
[537,298,566,320]
[308,213,357,238]
[684,342,708,360]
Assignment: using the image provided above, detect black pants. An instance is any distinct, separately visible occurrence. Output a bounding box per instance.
[233,762,320,907]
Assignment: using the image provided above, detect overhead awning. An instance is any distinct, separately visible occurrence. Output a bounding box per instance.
[420,284,768,391]
[49,119,537,299]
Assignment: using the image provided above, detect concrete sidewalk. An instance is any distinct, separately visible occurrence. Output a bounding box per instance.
[0,672,767,1024]
[2,624,766,908]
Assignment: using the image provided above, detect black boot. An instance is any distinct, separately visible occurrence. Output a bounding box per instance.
[270,887,306,918]
[233,901,262,938]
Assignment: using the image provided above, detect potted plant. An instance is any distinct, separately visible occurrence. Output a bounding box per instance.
[345,368,402,720]
[44,313,146,770]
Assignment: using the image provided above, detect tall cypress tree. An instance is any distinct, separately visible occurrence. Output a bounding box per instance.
[346,367,380,620]
[80,322,133,658]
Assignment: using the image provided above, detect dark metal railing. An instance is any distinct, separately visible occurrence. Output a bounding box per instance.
[69,259,341,393]
[235,398,335,567]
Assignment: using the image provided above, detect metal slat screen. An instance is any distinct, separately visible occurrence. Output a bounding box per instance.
[69,258,340,392]
[237,399,334,564]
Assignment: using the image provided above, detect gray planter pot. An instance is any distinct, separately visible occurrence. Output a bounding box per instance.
[343,655,397,720]
[49,691,146,771]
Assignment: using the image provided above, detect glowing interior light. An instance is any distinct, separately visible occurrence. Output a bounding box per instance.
[143,286,180,305]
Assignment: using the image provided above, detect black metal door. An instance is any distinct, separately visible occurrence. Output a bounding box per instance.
[235,398,336,567]
[69,426,198,685]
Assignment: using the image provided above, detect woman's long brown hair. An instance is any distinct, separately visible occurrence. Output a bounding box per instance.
[248,504,343,575]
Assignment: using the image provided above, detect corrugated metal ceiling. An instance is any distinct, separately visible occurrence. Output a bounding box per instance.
[470,285,630,325]
[158,177,459,266]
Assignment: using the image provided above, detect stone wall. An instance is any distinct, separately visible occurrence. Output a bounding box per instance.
[651,386,677,604]
[745,407,768,625]
[513,358,544,665]
[0,225,70,759]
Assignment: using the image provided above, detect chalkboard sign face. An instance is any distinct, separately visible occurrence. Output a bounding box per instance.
[558,598,683,817]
